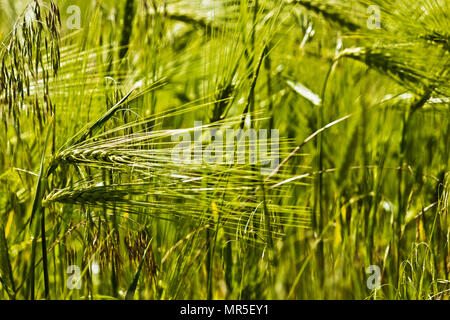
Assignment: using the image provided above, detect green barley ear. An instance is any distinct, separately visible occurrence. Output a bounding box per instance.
[211,83,235,123]
[338,0,450,96]
[43,110,311,244]
[164,12,225,36]
[289,0,362,31]
[337,47,446,96]
[419,31,450,52]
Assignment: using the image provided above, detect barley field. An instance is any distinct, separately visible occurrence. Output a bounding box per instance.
[0,0,448,300]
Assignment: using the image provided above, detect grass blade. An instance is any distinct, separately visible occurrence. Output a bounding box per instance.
[0,225,16,299]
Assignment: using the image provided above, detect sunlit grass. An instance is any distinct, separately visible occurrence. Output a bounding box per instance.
[0,0,448,300]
